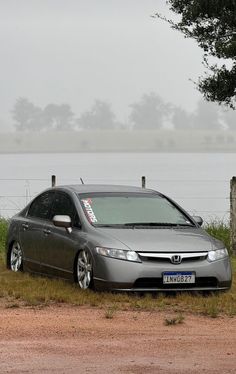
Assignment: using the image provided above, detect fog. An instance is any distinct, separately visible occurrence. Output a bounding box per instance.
[0,0,207,132]
[0,1,234,219]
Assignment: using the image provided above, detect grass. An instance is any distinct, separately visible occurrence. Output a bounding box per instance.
[0,218,236,317]
[205,220,231,254]
[104,304,118,319]
[164,313,185,326]
[0,218,7,262]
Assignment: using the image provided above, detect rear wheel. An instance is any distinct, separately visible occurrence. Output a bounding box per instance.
[10,241,23,272]
[76,249,93,289]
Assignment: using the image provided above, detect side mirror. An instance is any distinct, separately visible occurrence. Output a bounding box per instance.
[53,215,72,232]
[192,215,203,226]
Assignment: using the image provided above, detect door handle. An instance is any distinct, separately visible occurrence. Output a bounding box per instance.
[43,229,51,235]
[22,223,29,230]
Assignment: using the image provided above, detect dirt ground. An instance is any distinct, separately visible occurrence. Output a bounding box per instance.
[0,305,235,374]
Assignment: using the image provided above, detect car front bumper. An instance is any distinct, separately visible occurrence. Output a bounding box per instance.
[93,254,232,291]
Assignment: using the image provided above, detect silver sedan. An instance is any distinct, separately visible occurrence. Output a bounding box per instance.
[6,184,232,292]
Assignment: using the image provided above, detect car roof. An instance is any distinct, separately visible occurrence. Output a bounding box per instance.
[55,184,160,195]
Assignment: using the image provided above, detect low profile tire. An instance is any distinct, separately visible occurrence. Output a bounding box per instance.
[10,241,23,272]
[76,249,94,290]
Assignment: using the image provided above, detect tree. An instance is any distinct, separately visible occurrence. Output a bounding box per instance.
[192,99,222,130]
[78,100,116,130]
[12,99,75,131]
[171,107,192,129]
[156,1,236,107]
[43,104,74,131]
[222,108,236,130]
[129,92,171,130]
[12,98,43,131]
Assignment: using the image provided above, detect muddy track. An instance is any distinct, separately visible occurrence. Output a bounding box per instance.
[0,305,235,373]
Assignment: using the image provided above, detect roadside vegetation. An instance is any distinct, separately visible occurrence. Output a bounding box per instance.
[0,218,235,317]
[0,218,7,261]
[204,220,231,254]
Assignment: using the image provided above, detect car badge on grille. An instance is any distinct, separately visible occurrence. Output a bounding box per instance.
[171,255,182,264]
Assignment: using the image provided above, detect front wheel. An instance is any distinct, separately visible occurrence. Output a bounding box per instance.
[10,241,23,272]
[76,249,94,290]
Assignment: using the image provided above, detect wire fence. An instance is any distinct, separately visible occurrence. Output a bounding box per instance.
[0,176,231,221]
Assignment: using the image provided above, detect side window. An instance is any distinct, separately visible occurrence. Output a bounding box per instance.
[51,192,81,228]
[28,191,55,220]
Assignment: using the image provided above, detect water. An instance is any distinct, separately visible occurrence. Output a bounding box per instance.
[0,152,234,222]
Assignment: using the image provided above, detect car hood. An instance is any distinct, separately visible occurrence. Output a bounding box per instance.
[97,227,222,253]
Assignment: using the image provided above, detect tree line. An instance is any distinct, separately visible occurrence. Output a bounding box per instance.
[12,94,236,132]
[9,2,236,132]
[11,2,236,132]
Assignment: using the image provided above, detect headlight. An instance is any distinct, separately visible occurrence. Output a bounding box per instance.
[208,248,228,262]
[95,247,141,263]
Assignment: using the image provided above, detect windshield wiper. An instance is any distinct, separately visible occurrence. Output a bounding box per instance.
[94,222,194,228]
[95,224,125,228]
[124,222,194,227]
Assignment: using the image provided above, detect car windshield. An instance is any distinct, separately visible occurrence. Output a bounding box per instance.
[78,193,193,227]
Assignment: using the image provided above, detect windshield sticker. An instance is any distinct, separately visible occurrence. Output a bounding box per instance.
[81,199,98,223]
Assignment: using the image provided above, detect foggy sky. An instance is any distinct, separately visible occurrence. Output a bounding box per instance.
[0,0,205,130]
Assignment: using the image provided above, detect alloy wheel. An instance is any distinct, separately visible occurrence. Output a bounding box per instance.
[77,250,93,289]
[10,242,23,272]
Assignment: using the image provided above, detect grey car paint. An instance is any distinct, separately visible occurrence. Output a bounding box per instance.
[97,227,221,252]
[6,184,232,292]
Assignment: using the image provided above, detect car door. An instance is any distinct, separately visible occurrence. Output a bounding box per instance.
[40,191,83,279]
[19,190,55,273]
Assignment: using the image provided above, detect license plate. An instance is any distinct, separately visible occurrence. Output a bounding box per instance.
[163,271,195,284]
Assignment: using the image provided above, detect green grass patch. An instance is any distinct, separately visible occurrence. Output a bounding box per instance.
[0,219,235,317]
[205,220,231,253]
[0,218,8,262]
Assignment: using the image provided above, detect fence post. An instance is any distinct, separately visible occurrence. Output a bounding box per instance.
[141,176,146,188]
[51,175,56,187]
[230,177,236,254]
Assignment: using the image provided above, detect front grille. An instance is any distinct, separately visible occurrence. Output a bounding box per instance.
[138,252,208,264]
[133,277,218,289]
[141,255,207,264]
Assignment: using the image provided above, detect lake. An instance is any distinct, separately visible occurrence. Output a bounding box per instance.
[0,152,234,222]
